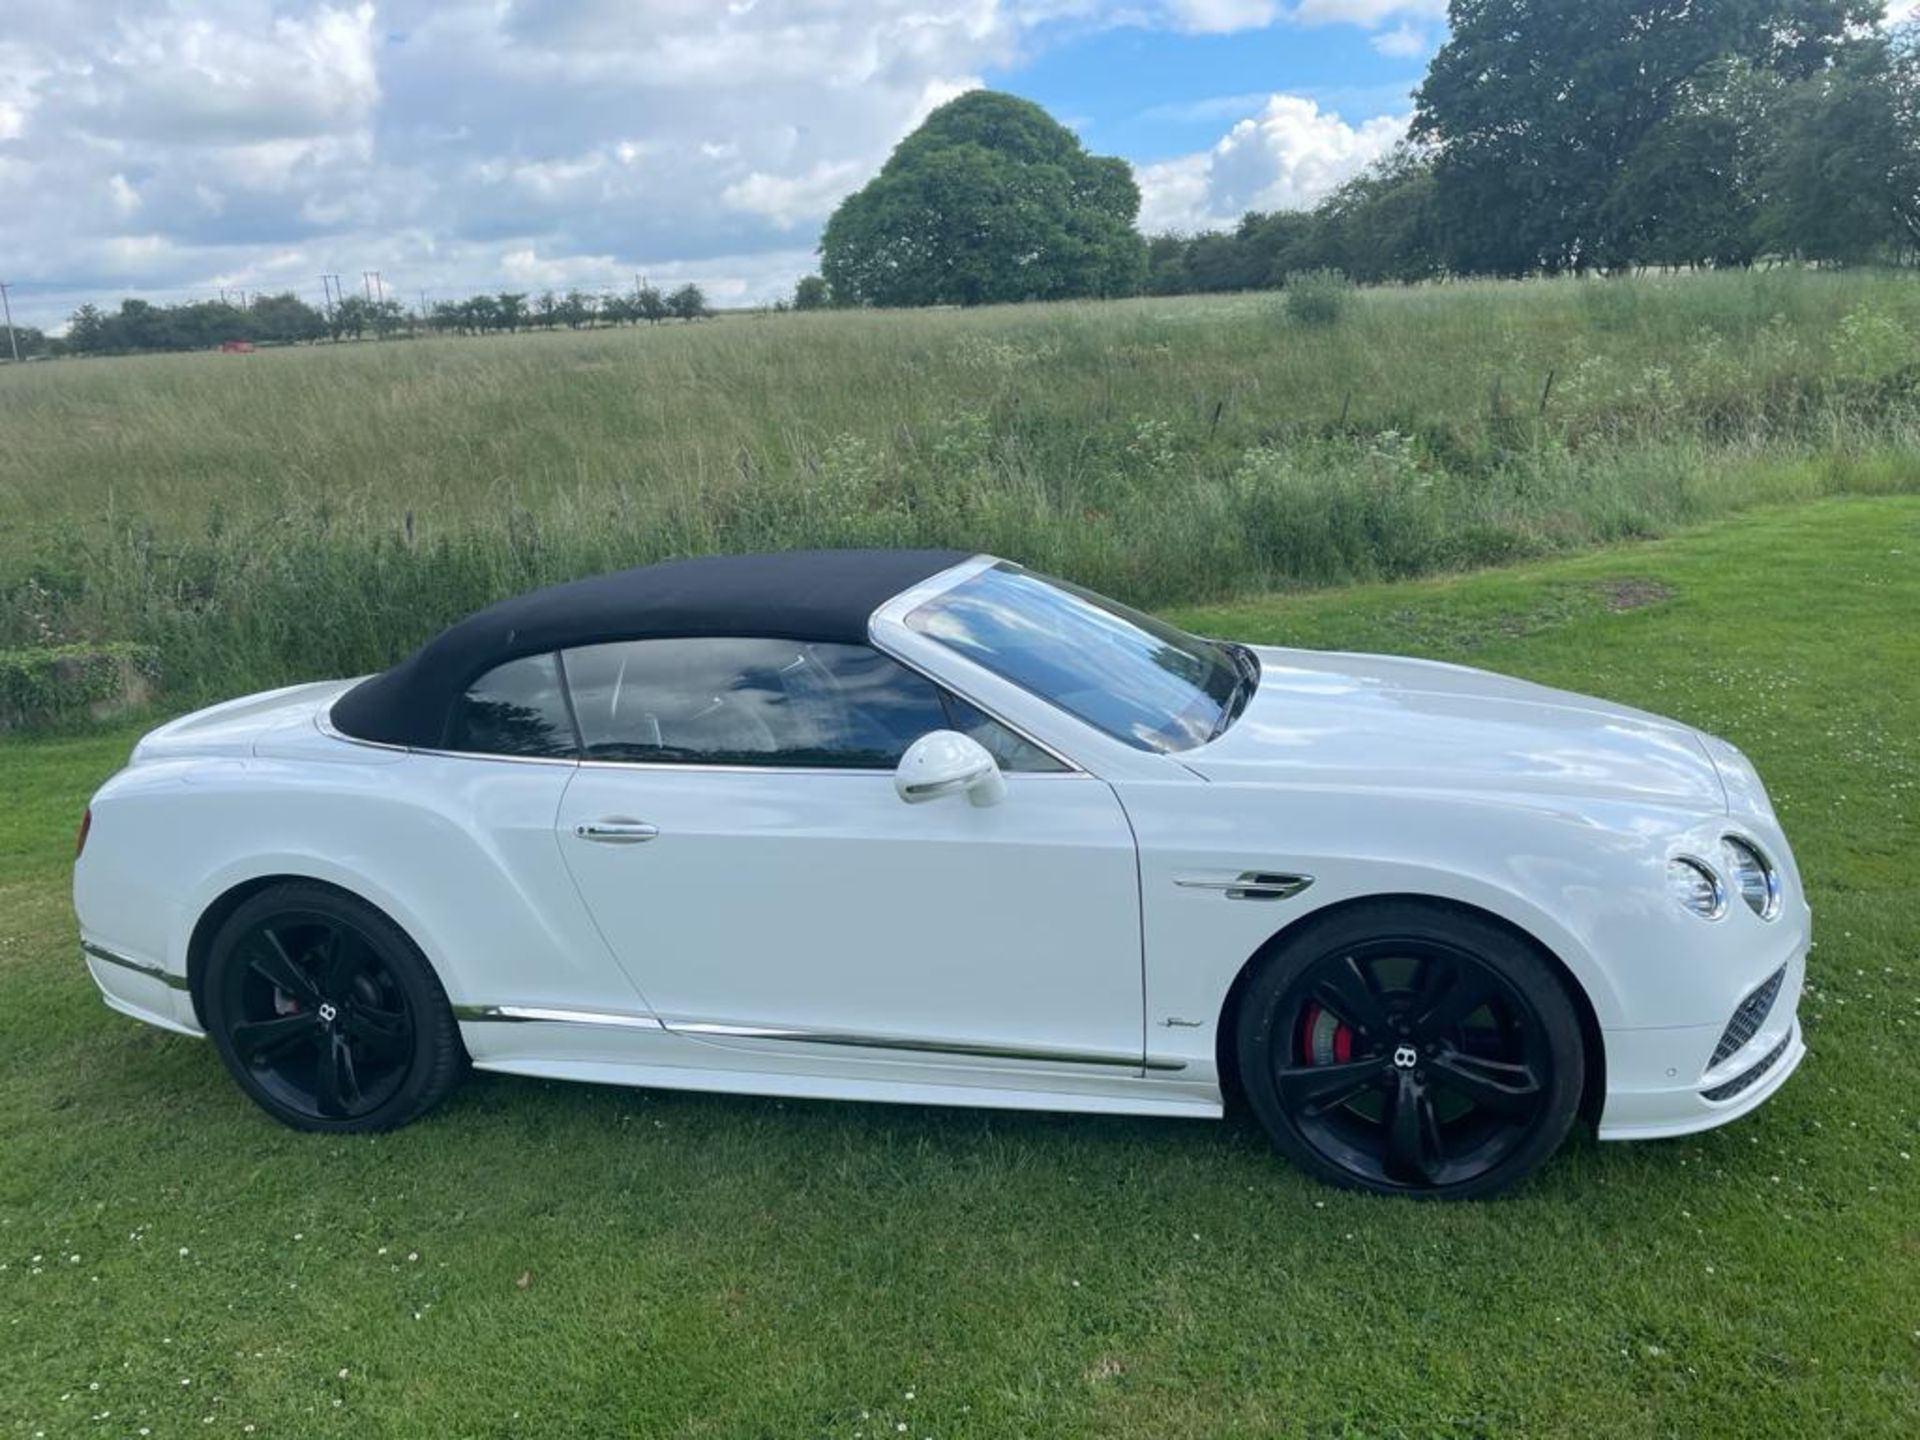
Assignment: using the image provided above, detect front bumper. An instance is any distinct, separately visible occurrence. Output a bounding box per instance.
[1597,943,1807,1141]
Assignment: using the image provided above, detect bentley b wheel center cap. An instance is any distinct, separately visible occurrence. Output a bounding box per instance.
[1392,1044,1419,1070]
[317,1001,339,1025]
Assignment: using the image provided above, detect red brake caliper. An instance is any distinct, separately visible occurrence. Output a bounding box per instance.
[1299,1002,1354,1066]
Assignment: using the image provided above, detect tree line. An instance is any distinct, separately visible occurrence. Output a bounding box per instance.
[803,2,1919,308]
[44,283,711,358]
[25,2,1919,358]
[1133,2,1919,297]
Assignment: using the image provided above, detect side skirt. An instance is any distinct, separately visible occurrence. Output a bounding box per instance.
[454,1007,1220,1119]
[469,1054,1223,1120]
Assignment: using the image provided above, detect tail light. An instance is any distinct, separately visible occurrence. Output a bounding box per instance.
[76,807,92,860]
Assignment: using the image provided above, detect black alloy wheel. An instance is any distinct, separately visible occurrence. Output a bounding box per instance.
[204,884,465,1132]
[1237,901,1584,1199]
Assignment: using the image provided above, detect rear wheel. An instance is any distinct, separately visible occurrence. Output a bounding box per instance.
[1236,901,1584,1199]
[203,884,464,1132]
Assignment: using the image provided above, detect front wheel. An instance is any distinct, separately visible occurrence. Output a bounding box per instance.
[203,883,465,1132]
[1235,901,1585,1199]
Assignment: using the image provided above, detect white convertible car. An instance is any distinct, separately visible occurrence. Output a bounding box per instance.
[74,549,1808,1197]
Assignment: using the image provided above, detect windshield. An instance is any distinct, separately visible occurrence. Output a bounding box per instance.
[904,563,1254,753]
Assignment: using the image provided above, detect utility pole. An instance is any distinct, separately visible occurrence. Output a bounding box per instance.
[364,271,384,304]
[0,281,18,363]
[319,275,335,317]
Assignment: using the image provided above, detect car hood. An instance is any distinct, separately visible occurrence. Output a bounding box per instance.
[1183,647,1726,812]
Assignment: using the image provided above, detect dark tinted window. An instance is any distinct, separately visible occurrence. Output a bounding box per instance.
[562,637,1058,771]
[445,653,577,758]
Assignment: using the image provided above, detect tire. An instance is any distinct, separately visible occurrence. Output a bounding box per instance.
[203,883,465,1133]
[1235,900,1584,1200]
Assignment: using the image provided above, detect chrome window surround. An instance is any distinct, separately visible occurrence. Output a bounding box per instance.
[319,634,1084,777]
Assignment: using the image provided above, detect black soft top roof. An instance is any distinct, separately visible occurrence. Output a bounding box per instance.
[330,547,972,748]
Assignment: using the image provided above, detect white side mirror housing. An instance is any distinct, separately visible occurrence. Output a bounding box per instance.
[894,730,1006,808]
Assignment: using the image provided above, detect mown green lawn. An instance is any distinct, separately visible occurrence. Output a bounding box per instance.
[3,498,1916,1438]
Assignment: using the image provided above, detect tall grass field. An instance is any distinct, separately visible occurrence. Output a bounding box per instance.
[3,268,1918,709]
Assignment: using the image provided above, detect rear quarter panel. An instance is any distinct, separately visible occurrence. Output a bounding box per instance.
[75,745,644,1022]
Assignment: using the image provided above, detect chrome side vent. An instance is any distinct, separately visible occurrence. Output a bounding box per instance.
[1176,871,1314,902]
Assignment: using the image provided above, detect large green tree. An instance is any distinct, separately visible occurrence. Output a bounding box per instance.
[1414,0,1884,274]
[1299,146,1445,284]
[1754,27,1920,262]
[820,90,1146,307]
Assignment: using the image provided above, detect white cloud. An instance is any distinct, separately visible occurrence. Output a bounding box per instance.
[1138,93,1406,231]
[724,160,870,229]
[1887,0,1918,21]
[95,2,379,144]
[0,1,1429,325]
[1165,1,1282,32]
[1291,0,1445,24]
[1370,22,1429,58]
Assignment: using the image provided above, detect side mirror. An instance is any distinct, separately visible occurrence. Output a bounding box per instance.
[895,730,1006,808]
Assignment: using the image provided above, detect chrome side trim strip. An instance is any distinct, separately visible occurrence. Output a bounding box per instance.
[1175,872,1315,901]
[326,711,1081,781]
[672,1020,1186,1072]
[451,1004,667,1031]
[82,942,191,991]
[449,1002,1185,1072]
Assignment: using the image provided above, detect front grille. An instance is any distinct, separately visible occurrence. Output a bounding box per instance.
[1703,1031,1792,1103]
[1710,965,1787,1068]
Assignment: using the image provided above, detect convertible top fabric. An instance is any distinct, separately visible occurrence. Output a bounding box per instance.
[329,547,972,748]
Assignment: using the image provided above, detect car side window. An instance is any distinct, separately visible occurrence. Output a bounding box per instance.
[560,637,1061,772]
[445,653,578,758]
[944,693,1067,773]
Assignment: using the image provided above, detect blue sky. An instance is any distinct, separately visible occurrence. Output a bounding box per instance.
[992,15,1431,164]
[0,2,1450,330]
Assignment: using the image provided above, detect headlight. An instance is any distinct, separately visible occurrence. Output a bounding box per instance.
[1667,857,1726,919]
[1722,836,1781,920]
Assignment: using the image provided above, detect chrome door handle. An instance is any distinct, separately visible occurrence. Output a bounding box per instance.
[574,820,660,844]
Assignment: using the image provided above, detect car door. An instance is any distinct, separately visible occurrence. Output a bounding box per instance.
[551,636,1146,1070]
